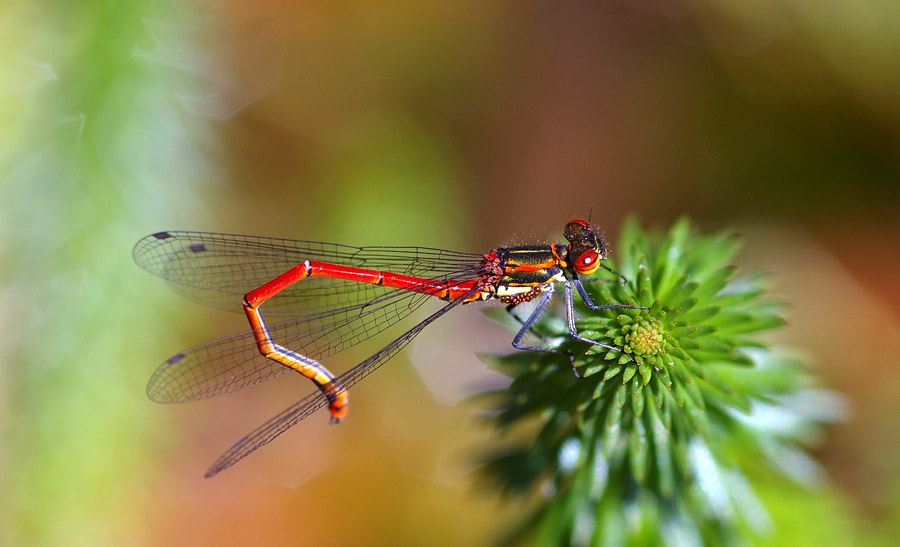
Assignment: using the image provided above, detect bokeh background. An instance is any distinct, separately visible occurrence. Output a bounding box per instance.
[2,1,899,545]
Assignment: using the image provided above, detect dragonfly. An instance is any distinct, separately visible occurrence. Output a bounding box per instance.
[134,219,643,477]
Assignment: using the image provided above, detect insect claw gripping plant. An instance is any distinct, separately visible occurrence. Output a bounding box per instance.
[478,217,836,546]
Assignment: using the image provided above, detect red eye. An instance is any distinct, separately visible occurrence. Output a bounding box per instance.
[574,249,600,275]
[568,218,589,228]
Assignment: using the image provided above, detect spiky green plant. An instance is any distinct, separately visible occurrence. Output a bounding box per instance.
[480,217,836,546]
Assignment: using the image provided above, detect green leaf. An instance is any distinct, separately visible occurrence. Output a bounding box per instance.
[614,382,628,409]
[679,306,721,324]
[603,365,623,381]
[652,217,691,298]
[692,266,737,302]
[632,377,645,417]
[636,258,654,304]
[629,417,649,484]
[639,361,653,385]
[623,365,637,383]
[648,403,674,497]
[664,278,699,309]
[684,231,742,276]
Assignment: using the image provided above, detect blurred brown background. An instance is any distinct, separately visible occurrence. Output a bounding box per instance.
[3,0,899,544]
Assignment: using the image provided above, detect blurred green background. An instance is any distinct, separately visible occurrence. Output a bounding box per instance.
[2,0,899,545]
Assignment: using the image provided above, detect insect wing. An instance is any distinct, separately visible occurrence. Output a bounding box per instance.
[203,286,479,477]
[137,232,483,403]
[147,285,444,403]
[133,231,483,316]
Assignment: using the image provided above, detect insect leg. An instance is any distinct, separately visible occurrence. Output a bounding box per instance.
[565,278,639,365]
[573,277,647,312]
[505,303,548,342]
[510,289,579,376]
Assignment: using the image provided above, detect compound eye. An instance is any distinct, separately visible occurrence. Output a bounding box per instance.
[573,249,600,275]
[567,218,589,229]
[564,219,591,244]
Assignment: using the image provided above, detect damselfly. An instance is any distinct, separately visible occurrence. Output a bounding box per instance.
[134,219,643,477]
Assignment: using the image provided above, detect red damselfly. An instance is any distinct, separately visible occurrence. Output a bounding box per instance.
[134,219,643,477]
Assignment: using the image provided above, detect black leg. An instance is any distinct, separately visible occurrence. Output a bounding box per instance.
[573,277,648,312]
[601,263,628,284]
[510,289,579,376]
[506,303,547,342]
[565,278,639,365]
[579,264,629,285]
[510,291,554,352]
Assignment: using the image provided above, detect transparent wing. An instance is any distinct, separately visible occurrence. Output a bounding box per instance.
[203,286,479,478]
[136,231,484,403]
[146,284,456,403]
[133,231,484,316]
